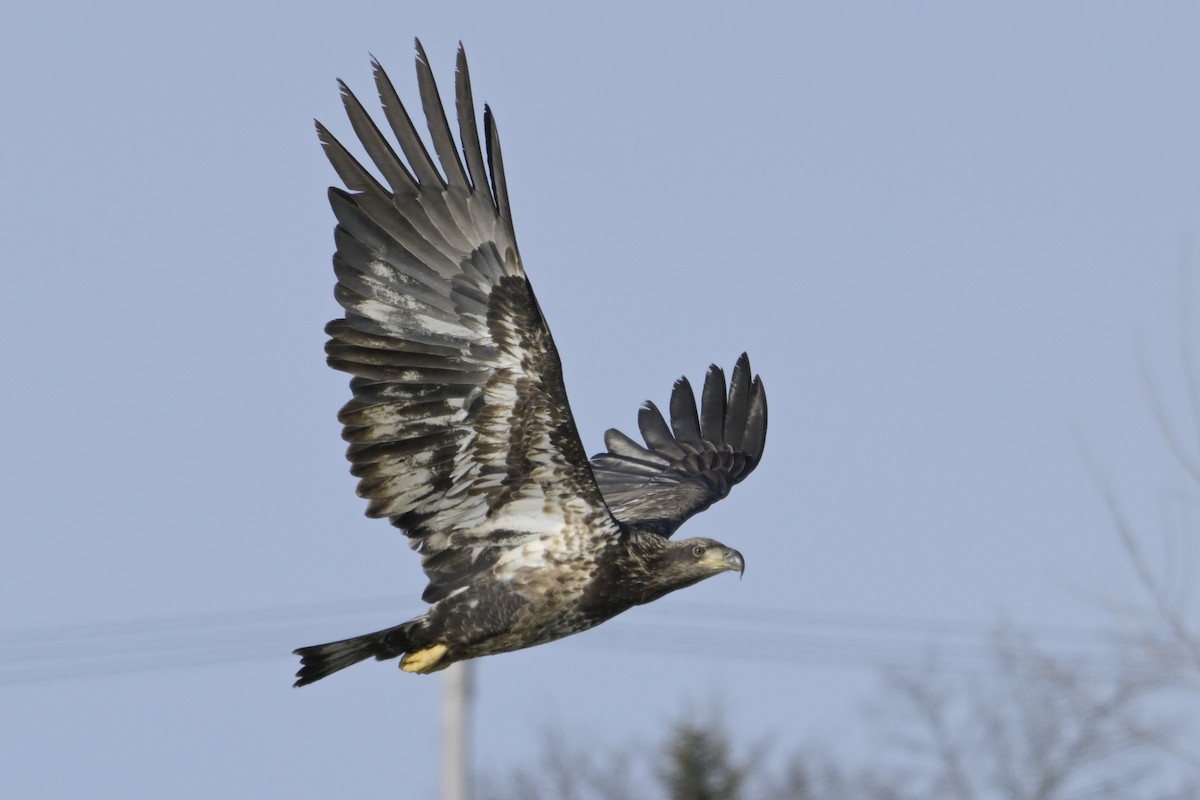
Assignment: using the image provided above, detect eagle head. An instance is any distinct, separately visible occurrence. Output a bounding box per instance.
[680,538,744,575]
[605,533,747,609]
[654,537,744,595]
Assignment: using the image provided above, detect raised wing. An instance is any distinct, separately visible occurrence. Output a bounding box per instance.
[322,41,621,602]
[590,354,767,537]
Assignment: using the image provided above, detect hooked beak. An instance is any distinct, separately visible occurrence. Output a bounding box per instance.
[724,548,745,578]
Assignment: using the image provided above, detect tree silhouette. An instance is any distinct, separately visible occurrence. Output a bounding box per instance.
[657,715,751,800]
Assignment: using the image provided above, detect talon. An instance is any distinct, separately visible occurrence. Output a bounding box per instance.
[400,644,449,673]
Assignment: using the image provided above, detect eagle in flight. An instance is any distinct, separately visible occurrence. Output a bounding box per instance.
[293,42,767,686]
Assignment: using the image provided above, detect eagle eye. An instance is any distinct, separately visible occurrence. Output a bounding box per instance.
[692,545,707,558]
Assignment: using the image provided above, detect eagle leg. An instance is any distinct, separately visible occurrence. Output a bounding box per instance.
[400,643,450,673]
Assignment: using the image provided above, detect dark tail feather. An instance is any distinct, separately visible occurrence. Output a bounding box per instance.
[292,622,414,687]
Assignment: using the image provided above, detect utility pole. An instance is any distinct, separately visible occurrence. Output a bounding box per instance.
[440,660,473,800]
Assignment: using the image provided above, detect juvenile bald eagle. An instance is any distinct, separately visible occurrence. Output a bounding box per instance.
[293,42,767,686]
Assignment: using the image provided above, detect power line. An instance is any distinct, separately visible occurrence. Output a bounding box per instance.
[649,602,1126,644]
[0,597,1160,686]
[5,595,1127,646]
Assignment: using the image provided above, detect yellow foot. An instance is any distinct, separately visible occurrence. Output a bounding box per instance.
[400,643,449,674]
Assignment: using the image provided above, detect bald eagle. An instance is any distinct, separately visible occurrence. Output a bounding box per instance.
[293,42,767,686]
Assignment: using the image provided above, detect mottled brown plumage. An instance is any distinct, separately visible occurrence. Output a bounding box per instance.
[293,42,766,686]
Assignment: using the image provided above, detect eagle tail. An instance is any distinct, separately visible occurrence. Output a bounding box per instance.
[292,621,416,687]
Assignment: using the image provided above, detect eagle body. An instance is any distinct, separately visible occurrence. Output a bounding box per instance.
[294,42,766,686]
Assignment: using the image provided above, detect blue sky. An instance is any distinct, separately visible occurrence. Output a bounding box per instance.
[4,2,1200,796]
